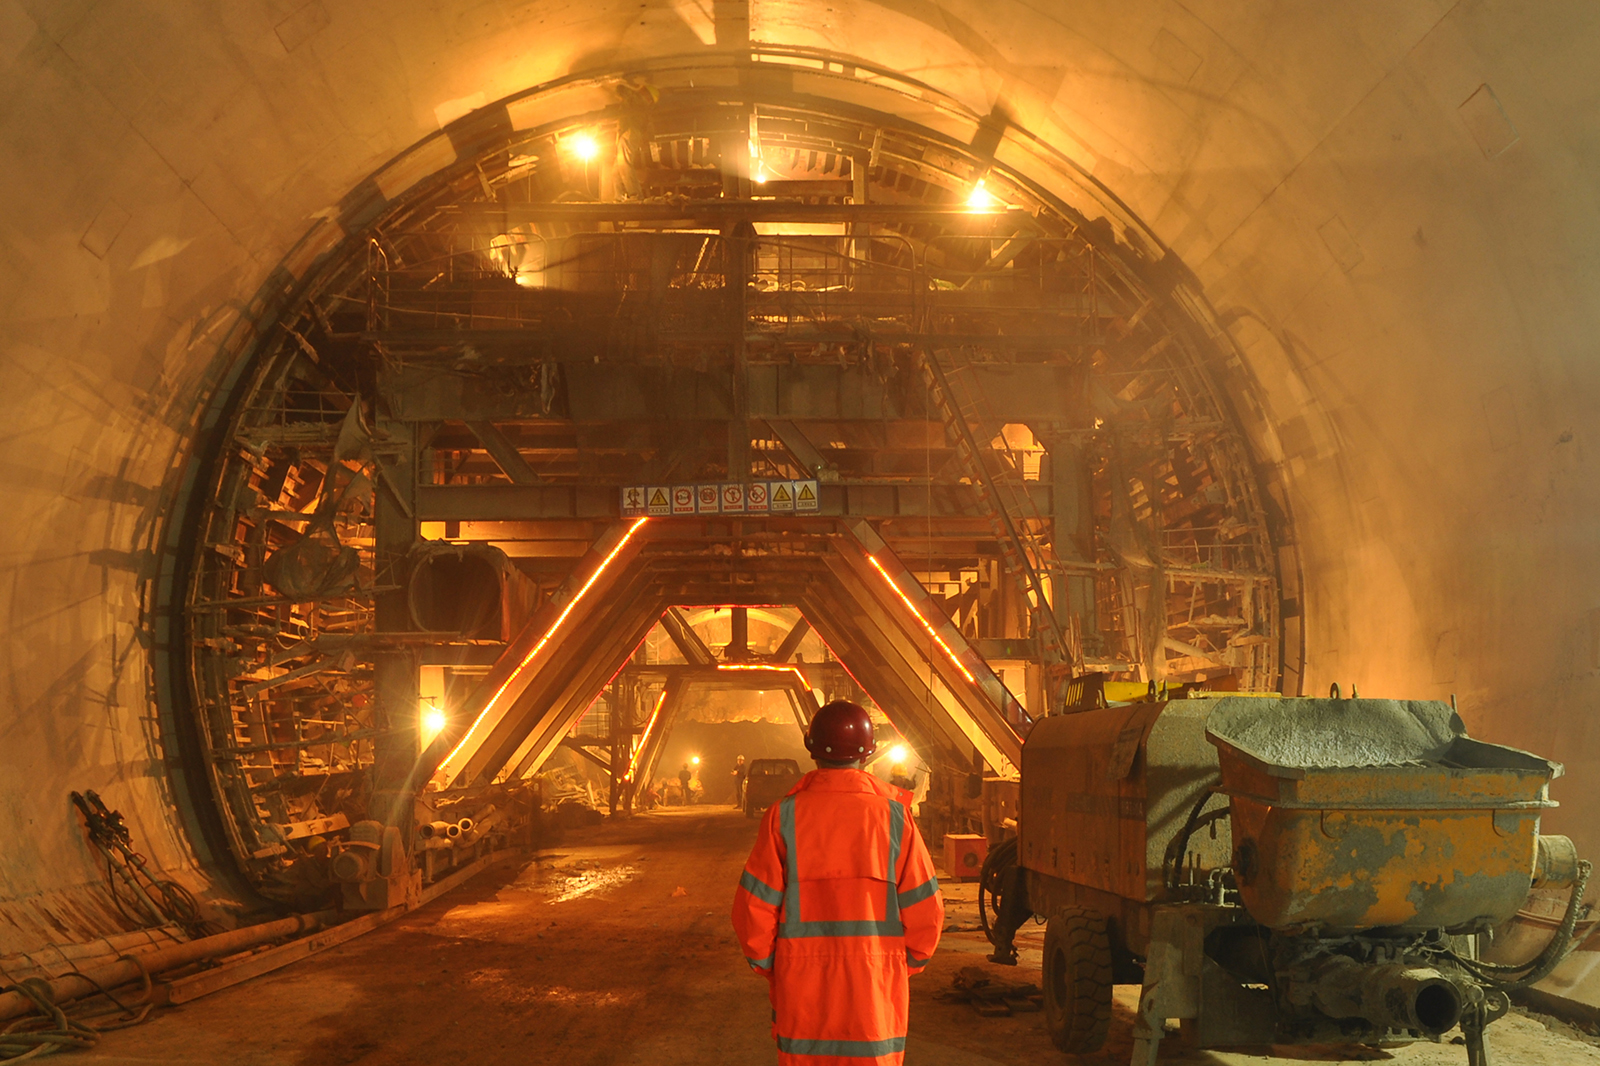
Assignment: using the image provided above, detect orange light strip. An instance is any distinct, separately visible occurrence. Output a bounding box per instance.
[626,688,670,782]
[437,517,650,774]
[715,663,812,691]
[866,554,977,684]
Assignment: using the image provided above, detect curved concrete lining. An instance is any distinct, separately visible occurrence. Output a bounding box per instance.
[2,1,1594,948]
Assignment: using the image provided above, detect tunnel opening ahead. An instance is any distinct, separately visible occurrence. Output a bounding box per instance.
[161,54,1297,899]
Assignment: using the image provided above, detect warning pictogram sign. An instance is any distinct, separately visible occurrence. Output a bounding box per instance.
[794,479,819,512]
[623,480,817,517]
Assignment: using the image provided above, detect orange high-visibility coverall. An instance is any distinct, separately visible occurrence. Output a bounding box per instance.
[732,767,944,1065]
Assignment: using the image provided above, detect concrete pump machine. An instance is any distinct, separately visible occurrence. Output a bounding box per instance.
[982,693,1589,1066]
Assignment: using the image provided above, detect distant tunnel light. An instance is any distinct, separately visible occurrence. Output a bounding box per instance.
[436,517,650,776]
[866,554,977,684]
[690,755,701,766]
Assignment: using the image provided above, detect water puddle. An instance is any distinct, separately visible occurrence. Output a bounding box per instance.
[510,854,641,903]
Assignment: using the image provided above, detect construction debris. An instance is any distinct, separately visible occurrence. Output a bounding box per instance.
[937,966,1043,1017]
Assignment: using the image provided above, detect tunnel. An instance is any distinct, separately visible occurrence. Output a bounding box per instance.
[3,3,1600,1063]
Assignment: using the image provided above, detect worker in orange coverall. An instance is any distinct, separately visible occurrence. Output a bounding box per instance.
[732,700,944,1065]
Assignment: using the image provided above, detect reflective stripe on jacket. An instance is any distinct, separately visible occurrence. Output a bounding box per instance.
[732,768,944,1065]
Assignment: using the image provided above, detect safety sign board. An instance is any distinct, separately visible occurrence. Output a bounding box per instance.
[794,480,818,511]
[622,480,820,516]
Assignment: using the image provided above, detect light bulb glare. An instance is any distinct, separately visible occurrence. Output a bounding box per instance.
[569,132,600,162]
[889,744,909,765]
[967,180,999,211]
[422,703,447,743]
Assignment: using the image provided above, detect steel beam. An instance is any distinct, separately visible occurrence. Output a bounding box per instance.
[772,617,813,664]
[797,592,972,771]
[465,421,541,485]
[660,607,716,666]
[415,482,1050,521]
[498,596,665,783]
[766,420,827,477]
[447,202,1038,227]
[636,676,689,790]
[819,534,1017,768]
[435,520,650,785]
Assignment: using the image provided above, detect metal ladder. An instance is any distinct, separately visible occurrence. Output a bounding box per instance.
[921,347,1080,689]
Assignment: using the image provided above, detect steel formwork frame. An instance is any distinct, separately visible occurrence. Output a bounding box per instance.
[426,519,1027,796]
[172,64,1292,890]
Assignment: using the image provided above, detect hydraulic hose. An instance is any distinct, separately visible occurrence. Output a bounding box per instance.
[977,836,1018,945]
[1163,785,1228,893]
[1450,859,1593,991]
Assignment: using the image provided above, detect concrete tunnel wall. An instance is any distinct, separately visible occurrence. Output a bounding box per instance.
[3,0,1598,945]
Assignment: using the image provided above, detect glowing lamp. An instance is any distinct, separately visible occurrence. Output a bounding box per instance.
[889,744,908,765]
[690,755,701,766]
[569,132,600,162]
[421,703,447,744]
[967,180,999,211]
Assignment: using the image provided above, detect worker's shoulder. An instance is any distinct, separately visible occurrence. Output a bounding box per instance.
[793,769,912,806]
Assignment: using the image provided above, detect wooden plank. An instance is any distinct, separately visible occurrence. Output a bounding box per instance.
[158,852,514,1005]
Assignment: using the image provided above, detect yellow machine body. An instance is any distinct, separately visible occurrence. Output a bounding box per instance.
[1019,700,1228,916]
[1206,698,1561,934]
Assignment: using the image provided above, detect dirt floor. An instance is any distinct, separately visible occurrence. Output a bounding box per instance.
[73,807,1600,1065]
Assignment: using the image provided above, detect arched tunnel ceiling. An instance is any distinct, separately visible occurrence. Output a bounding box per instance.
[4,0,1599,946]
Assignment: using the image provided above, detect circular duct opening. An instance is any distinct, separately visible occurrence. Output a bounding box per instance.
[408,551,505,637]
[1412,980,1463,1035]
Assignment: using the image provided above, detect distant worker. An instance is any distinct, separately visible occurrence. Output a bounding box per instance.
[732,700,943,1064]
[730,754,748,807]
[678,762,694,806]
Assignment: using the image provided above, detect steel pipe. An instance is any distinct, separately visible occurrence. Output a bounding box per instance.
[0,911,334,1022]
[1309,957,1464,1036]
[459,805,506,846]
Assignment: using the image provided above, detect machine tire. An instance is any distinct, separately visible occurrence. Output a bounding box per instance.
[1042,907,1113,1054]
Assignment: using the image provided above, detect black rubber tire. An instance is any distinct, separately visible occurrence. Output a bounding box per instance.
[1042,907,1114,1054]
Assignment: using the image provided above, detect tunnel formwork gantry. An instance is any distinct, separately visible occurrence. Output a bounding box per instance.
[165,60,1291,894]
[428,516,1028,803]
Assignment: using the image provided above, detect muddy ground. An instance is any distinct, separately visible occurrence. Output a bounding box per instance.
[76,807,1600,1065]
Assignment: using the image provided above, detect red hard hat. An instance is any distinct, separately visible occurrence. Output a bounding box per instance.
[806,700,877,762]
